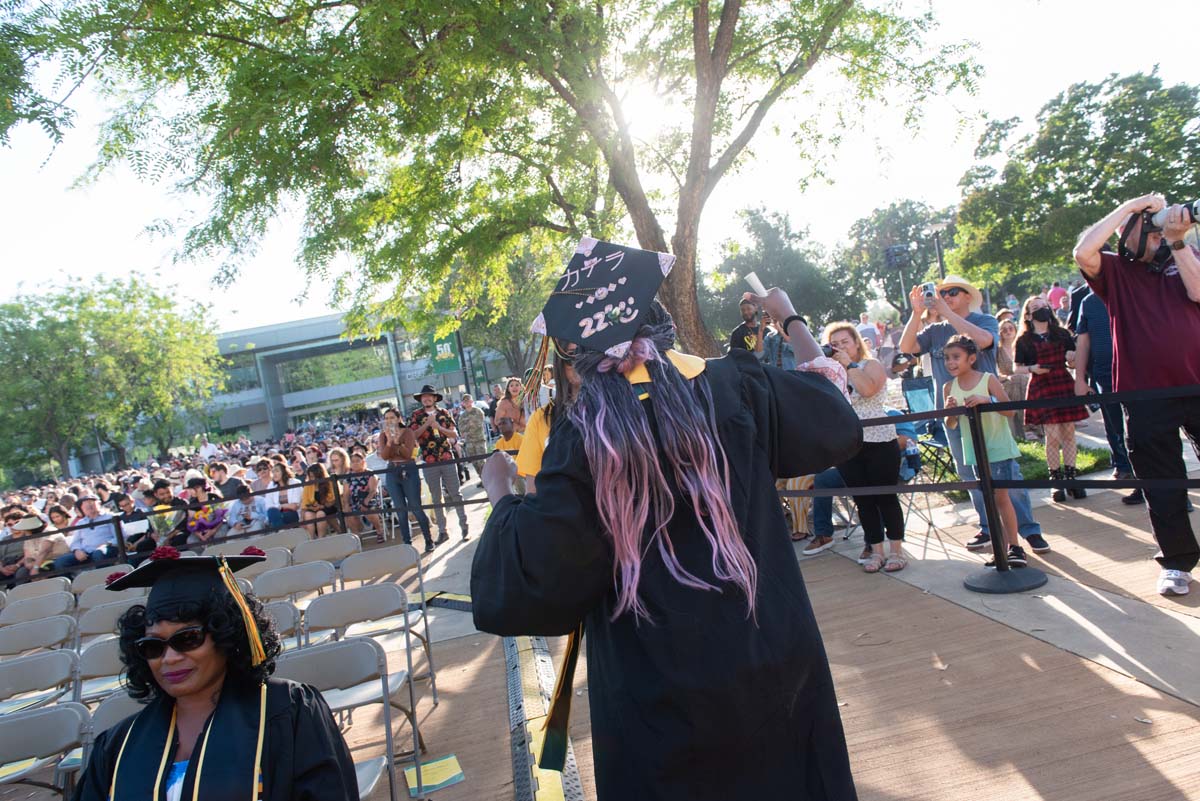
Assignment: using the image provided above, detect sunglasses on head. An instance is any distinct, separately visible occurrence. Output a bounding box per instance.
[135,625,206,660]
[938,287,966,298]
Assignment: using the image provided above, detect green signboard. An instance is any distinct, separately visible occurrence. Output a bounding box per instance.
[429,333,461,375]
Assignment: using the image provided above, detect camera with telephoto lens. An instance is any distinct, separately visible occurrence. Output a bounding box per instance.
[1122,200,1200,273]
[1147,200,1199,229]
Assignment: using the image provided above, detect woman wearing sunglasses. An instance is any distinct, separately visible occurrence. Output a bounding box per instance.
[74,550,358,801]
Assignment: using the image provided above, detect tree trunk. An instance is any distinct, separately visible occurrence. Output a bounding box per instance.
[667,219,720,358]
[52,442,71,478]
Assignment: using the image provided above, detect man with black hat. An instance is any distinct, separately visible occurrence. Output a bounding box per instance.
[410,385,469,541]
[729,297,764,354]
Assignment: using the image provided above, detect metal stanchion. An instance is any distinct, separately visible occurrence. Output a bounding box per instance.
[113,516,128,562]
[962,405,1047,594]
[330,475,349,534]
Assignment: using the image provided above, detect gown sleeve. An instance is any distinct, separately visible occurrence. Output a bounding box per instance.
[761,360,863,479]
[72,720,131,801]
[288,683,360,801]
[471,423,612,637]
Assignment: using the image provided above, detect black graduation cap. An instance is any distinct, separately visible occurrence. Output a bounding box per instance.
[531,237,675,358]
[108,554,268,666]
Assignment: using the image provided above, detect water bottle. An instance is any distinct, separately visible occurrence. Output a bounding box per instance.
[904,440,921,473]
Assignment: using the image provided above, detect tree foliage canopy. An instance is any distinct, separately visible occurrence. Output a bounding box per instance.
[701,208,864,338]
[836,199,953,314]
[8,0,976,355]
[952,71,1200,291]
[0,279,224,479]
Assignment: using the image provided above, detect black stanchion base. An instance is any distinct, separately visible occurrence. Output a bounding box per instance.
[963,566,1049,594]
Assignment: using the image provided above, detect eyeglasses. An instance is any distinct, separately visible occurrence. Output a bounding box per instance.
[135,626,207,660]
[938,288,965,298]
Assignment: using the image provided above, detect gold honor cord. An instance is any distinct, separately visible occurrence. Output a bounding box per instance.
[218,557,267,667]
[106,711,142,801]
[152,707,178,800]
[251,684,267,800]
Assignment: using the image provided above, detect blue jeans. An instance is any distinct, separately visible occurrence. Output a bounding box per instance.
[384,463,432,546]
[266,508,300,529]
[946,424,1041,537]
[1092,371,1132,475]
[811,467,847,539]
[53,546,114,573]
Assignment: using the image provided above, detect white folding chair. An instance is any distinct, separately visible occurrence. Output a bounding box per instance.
[237,547,291,581]
[0,614,77,658]
[262,600,332,651]
[0,649,79,716]
[0,591,75,627]
[77,636,125,703]
[252,528,311,552]
[59,692,144,776]
[77,597,143,648]
[0,702,91,793]
[274,636,423,801]
[201,539,260,558]
[6,576,71,602]
[71,564,131,596]
[77,585,146,612]
[252,560,336,606]
[341,546,439,704]
[292,533,362,579]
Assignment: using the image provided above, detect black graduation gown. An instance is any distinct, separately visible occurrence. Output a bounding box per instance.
[471,350,863,801]
[73,677,359,801]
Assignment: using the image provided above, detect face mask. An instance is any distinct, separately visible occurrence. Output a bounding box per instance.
[1031,308,1053,323]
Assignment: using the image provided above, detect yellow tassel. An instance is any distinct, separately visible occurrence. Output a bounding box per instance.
[523,335,551,411]
[218,556,267,668]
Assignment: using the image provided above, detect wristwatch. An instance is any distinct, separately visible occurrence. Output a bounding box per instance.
[1170,240,1188,251]
[847,362,861,370]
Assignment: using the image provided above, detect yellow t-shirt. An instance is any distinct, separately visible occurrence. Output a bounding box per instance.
[494,432,524,454]
[514,350,707,479]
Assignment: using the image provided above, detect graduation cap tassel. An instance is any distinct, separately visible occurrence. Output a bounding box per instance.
[537,622,583,772]
[218,556,267,668]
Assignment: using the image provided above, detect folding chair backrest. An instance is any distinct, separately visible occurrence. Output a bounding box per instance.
[6,576,72,602]
[237,548,290,580]
[78,585,146,612]
[72,564,132,595]
[305,584,407,633]
[93,691,144,735]
[340,545,419,584]
[0,649,78,699]
[263,601,300,638]
[902,375,937,414]
[253,528,311,552]
[292,533,362,566]
[78,597,143,639]
[0,591,75,627]
[253,561,335,601]
[0,702,90,762]
[0,615,77,657]
[202,539,257,558]
[80,636,124,681]
[273,636,385,692]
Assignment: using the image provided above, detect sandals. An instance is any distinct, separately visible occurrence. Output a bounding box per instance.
[884,553,908,572]
[863,552,886,573]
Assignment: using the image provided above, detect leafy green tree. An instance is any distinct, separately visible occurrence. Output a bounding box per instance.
[952,72,1200,292]
[11,0,976,356]
[837,200,954,315]
[702,209,864,341]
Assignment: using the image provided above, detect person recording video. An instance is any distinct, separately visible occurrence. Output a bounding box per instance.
[1074,194,1200,598]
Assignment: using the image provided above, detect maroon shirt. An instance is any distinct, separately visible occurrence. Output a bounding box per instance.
[1084,251,1200,391]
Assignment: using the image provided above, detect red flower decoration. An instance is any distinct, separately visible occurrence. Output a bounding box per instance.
[241,546,266,556]
[105,572,127,586]
[149,546,181,561]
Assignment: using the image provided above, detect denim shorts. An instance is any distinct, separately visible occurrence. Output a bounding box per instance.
[987,458,1023,482]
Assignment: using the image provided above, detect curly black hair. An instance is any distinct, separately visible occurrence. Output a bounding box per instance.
[117,588,282,701]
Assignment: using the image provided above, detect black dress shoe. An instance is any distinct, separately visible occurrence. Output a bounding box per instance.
[1122,489,1145,505]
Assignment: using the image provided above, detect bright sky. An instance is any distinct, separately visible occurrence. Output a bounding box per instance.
[1,0,1191,333]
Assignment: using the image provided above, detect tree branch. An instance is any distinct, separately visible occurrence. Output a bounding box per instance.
[705,0,853,197]
[710,0,741,75]
[125,24,289,56]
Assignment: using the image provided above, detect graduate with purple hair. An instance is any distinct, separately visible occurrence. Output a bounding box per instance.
[472,238,862,801]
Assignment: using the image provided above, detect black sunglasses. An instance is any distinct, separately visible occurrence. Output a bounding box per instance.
[135,626,207,660]
[938,287,966,298]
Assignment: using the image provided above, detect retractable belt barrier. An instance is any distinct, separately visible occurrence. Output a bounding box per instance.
[777,382,1200,595]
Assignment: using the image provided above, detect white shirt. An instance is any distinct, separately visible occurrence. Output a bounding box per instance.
[198,443,219,460]
[264,479,303,510]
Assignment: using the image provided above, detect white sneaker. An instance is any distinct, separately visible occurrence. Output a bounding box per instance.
[802,537,835,557]
[1157,569,1193,596]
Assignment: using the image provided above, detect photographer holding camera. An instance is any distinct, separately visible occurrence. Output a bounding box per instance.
[898,275,1049,554]
[1074,195,1200,597]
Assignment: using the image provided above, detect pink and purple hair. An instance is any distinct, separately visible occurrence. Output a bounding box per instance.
[566,307,757,622]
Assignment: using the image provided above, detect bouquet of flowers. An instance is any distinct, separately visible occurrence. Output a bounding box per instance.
[147,505,185,541]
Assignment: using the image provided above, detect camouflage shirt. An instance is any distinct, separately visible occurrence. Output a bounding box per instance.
[457,406,487,446]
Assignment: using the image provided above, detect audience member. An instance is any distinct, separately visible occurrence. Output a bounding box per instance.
[729,298,764,353]
[411,385,470,542]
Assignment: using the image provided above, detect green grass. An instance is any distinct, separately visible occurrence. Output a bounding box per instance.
[943,441,1111,503]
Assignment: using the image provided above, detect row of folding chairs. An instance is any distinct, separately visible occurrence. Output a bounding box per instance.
[0,636,418,800]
